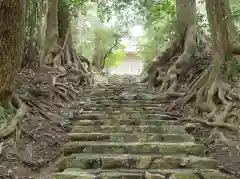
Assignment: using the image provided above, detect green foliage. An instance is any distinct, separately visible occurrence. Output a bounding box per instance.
[0,106,16,128]
[197,12,208,30]
[94,27,115,43]
[75,6,126,68]
[105,51,126,67]
[137,0,176,65]
[231,0,240,28]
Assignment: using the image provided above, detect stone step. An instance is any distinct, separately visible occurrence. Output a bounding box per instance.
[78,106,164,111]
[72,114,178,121]
[73,119,180,126]
[78,106,163,114]
[51,168,235,179]
[78,99,161,104]
[59,154,217,170]
[75,111,177,118]
[71,125,186,134]
[68,133,194,142]
[76,108,164,114]
[78,103,162,108]
[63,142,206,156]
[79,111,165,115]
[78,97,158,101]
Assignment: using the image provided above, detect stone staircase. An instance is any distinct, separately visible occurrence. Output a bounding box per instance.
[50,75,235,179]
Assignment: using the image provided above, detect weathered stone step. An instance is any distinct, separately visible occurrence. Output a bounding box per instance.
[76,104,163,110]
[59,153,217,170]
[78,103,162,108]
[78,97,158,101]
[110,113,178,120]
[51,168,235,179]
[78,100,162,104]
[71,125,186,134]
[78,106,163,113]
[68,133,194,142]
[73,119,180,126]
[81,91,157,96]
[63,142,206,156]
[79,111,165,116]
[77,110,173,116]
[72,114,178,121]
[78,99,161,104]
[83,88,156,92]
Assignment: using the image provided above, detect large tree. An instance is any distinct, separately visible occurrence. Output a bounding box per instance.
[146,0,197,92]
[0,0,26,101]
[39,0,92,90]
[156,0,240,144]
[191,0,240,144]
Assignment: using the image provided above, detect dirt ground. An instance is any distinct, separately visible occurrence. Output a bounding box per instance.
[187,123,240,178]
[0,69,74,179]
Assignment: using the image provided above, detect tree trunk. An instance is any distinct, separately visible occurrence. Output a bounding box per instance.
[44,0,59,52]
[92,35,104,72]
[58,0,70,47]
[176,0,196,38]
[205,0,231,80]
[26,0,37,67]
[40,0,93,88]
[57,0,74,67]
[146,0,197,91]
[195,0,237,120]
[41,0,60,67]
[187,0,240,146]
[0,0,26,101]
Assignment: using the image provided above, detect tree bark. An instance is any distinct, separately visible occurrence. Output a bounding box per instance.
[44,0,59,52]
[176,0,196,38]
[205,0,232,80]
[57,0,74,67]
[58,0,70,47]
[0,0,26,101]
[194,0,234,118]
[92,34,104,72]
[26,0,37,67]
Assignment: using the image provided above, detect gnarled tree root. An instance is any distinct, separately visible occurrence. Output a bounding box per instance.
[188,70,240,146]
[40,27,93,89]
[167,66,211,111]
[0,96,27,138]
[146,25,197,102]
[159,25,197,93]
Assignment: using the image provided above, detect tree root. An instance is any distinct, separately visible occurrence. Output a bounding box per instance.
[53,88,69,102]
[145,25,198,106]
[0,96,27,138]
[160,25,197,92]
[146,38,180,89]
[185,117,239,133]
[40,27,93,89]
[185,69,240,146]
[167,66,211,111]
[154,92,185,101]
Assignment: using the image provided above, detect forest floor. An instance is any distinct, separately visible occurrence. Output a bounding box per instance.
[187,122,240,176]
[0,68,240,179]
[0,68,75,179]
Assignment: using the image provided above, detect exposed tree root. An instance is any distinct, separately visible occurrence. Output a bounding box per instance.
[145,25,198,101]
[146,38,180,89]
[167,66,211,111]
[159,25,197,92]
[182,66,240,146]
[40,26,93,91]
[0,96,27,138]
[154,92,185,101]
